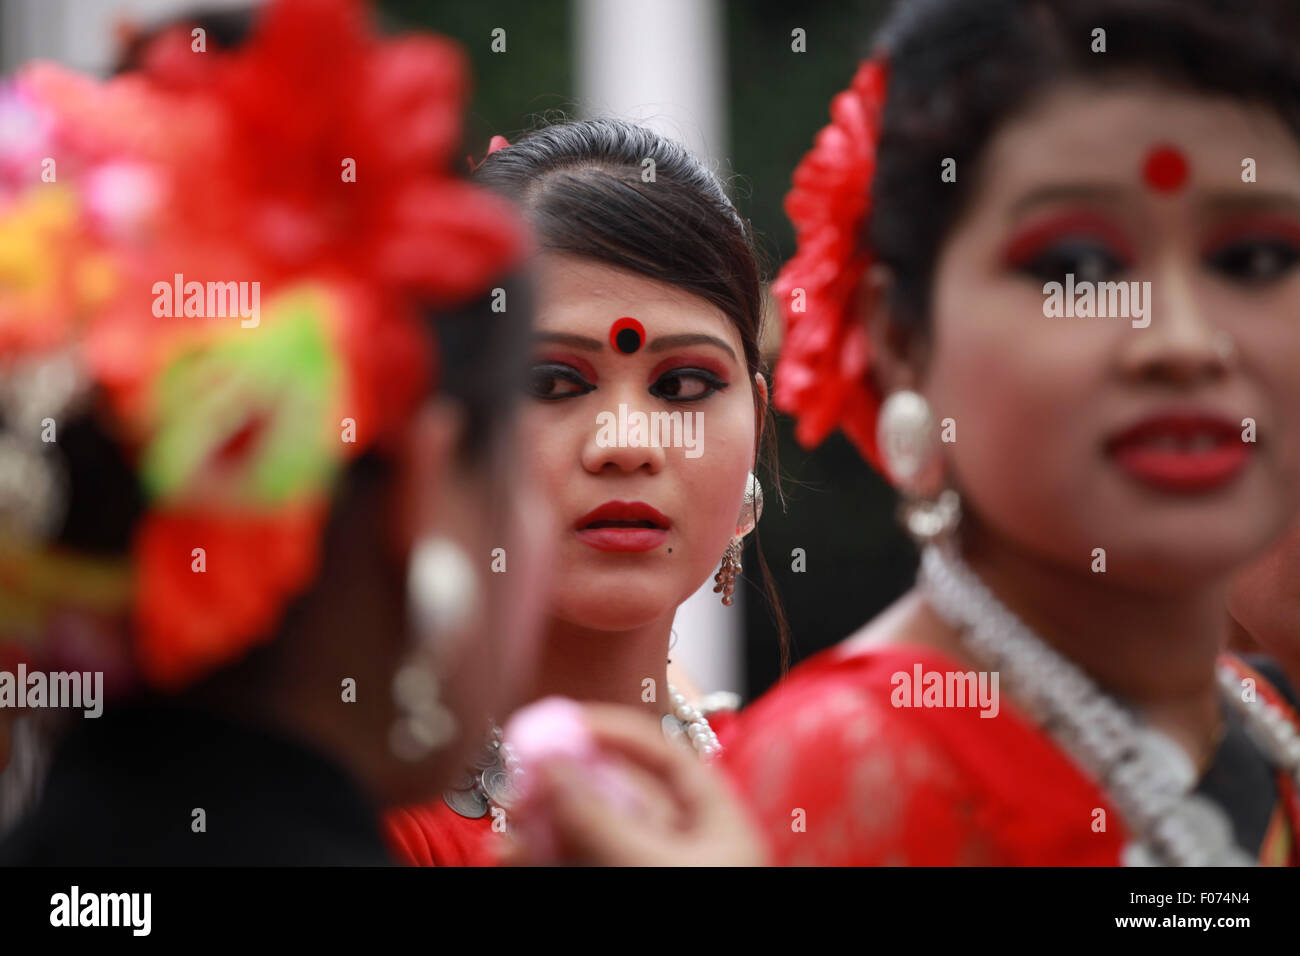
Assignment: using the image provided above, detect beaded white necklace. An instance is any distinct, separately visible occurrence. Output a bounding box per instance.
[919,543,1300,866]
[662,684,723,760]
[442,684,720,822]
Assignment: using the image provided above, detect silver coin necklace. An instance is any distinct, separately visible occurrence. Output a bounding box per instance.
[443,684,721,824]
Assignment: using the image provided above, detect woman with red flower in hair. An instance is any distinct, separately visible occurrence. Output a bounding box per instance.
[0,0,551,864]
[724,0,1300,866]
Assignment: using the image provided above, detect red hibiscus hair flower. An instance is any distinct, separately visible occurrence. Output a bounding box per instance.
[134,504,326,689]
[771,59,888,469]
[130,0,527,447]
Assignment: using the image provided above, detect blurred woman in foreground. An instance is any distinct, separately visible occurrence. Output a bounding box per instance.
[0,0,548,864]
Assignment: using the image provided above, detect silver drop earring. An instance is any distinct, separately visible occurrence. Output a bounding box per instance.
[389,536,480,761]
[389,660,458,762]
[714,472,763,607]
[407,535,479,639]
[877,390,960,543]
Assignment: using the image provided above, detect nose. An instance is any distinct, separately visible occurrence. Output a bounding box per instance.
[1118,264,1230,387]
[580,394,666,475]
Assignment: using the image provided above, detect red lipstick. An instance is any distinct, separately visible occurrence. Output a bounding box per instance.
[1106,412,1252,493]
[573,500,671,552]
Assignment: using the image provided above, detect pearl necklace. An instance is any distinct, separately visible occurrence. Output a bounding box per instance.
[919,543,1300,866]
[662,683,723,760]
[442,684,721,821]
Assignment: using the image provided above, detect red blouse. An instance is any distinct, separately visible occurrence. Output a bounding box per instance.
[722,644,1300,866]
[385,709,741,866]
[385,801,501,867]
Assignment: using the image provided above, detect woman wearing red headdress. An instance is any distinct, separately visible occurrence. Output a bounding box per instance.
[723,0,1300,866]
[0,0,550,864]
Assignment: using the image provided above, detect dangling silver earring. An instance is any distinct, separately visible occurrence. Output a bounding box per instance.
[714,472,763,607]
[389,660,458,762]
[389,536,479,762]
[877,390,960,543]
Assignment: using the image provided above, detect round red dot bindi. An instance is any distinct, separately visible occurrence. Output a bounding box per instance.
[609,316,645,354]
[1143,145,1189,193]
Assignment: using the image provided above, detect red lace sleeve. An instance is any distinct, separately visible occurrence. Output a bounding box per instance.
[723,645,1129,865]
[723,656,995,865]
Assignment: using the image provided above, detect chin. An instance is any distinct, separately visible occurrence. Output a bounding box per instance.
[1033,465,1291,580]
[1093,517,1284,591]
[554,581,677,632]
[559,600,670,632]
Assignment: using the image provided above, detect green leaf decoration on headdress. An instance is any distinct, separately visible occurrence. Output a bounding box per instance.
[142,285,344,507]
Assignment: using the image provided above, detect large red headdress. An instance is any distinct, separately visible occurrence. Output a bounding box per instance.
[0,0,526,689]
[771,60,889,468]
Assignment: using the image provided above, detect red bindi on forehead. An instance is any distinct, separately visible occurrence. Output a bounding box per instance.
[609,316,645,354]
[1143,145,1190,193]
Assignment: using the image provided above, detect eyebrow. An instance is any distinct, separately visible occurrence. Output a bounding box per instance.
[533,330,738,361]
[645,333,737,361]
[1009,184,1300,220]
[1008,184,1130,219]
[533,332,602,350]
[1202,191,1300,216]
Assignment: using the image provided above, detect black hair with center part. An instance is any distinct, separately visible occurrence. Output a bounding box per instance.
[869,0,1300,331]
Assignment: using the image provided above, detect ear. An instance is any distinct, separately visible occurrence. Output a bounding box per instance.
[863,263,925,396]
[390,398,466,556]
[752,371,769,450]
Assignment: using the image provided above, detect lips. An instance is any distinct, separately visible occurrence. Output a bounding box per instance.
[574,500,671,552]
[1105,412,1253,493]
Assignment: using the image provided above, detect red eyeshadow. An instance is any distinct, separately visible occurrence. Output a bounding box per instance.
[1200,214,1300,256]
[648,354,731,381]
[535,352,598,382]
[1001,210,1137,266]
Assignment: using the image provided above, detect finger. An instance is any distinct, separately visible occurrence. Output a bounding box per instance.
[495,838,528,867]
[613,758,682,829]
[580,705,727,825]
[538,760,667,866]
[576,703,714,809]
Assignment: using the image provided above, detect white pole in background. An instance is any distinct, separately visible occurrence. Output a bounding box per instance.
[573,0,741,699]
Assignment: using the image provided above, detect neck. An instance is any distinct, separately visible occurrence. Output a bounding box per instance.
[526,612,676,718]
[955,522,1226,761]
